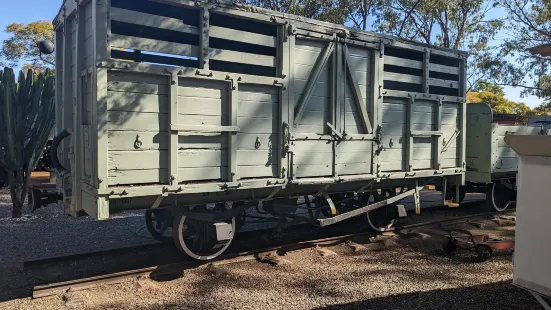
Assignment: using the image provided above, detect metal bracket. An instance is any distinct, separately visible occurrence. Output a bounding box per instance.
[151,195,164,209]
[282,122,290,157]
[220,182,242,190]
[327,122,344,140]
[322,192,338,216]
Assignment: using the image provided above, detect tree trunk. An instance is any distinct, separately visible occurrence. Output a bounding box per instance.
[8,169,28,218]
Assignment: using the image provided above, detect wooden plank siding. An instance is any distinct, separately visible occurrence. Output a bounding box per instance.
[378,98,460,172]
[53,0,468,213]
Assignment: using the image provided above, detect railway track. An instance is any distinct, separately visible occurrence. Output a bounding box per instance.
[31,209,514,299]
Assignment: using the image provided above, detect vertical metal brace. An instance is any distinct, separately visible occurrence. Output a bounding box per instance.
[94,0,111,220]
[414,180,421,214]
[72,4,84,214]
[279,24,291,179]
[333,39,342,177]
[228,78,239,182]
[406,95,415,172]
[434,97,443,170]
[61,18,73,197]
[442,177,447,206]
[373,41,385,175]
[200,6,210,70]
[169,71,179,186]
[458,59,467,181]
[423,49,431,94]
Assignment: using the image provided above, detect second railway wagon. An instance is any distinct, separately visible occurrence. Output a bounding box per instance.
[442,103,548,211]
[51,0,467,260]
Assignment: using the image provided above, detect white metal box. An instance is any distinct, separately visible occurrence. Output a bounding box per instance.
[506,135,551,304]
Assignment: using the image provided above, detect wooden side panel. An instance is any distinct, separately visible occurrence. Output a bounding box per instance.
[294,140,334,177]
[378,97,457,172]
[379,98,406,172]
[83,4,94,68]
[106,71,169,185]
[293,39,331,134]
[237,84,280,178]
[343,46,371,134]
[440,101,460,168]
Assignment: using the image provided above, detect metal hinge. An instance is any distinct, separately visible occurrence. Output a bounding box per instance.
[282,122,290,157]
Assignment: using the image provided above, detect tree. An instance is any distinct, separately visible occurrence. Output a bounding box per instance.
[494,0,551,108]
[346,0,385,31]
[0,21,54,71]
[373,0,503,91]
[245,0,349,24]
[0,68,55,218]
[467,85,534,121]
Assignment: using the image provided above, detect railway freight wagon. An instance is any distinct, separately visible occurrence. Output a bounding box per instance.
[446,103,547,211]
[51,0,467,260]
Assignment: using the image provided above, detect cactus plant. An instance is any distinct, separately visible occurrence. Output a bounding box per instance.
[0,68,55,217]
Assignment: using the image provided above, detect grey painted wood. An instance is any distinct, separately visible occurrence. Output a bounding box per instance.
[386,55,422,69]
[429,63,459,75]
[385,72,422,84]
[429,78,459,89]
[111,7,198,35]
[209,48,276,67]
[210,25,276,47]
[111,34,200,58]
[344,45,372,134]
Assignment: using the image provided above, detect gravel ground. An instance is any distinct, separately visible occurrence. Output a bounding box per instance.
[1,215,542,310]
[0,189,153,266]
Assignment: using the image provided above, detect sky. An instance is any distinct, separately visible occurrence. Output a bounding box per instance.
[0,0,544,108]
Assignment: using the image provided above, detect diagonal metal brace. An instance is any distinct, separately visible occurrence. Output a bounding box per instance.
[294,41,335,126]
[327,122,343,140]
[317,186,423,227]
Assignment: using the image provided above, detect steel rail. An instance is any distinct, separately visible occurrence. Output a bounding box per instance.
[31,209,514,299]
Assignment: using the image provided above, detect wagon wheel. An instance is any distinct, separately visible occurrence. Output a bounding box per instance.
[364,187,405,232]
[487,180,515,212]
[476,244,492,262]
[443,236,458,254]
[145,209,173,244]
[172,204,236,261]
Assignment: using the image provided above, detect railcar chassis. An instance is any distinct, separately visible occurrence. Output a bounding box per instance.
[140,179,454,260]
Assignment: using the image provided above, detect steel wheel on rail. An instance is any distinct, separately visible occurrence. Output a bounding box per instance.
[487,180,515,212]
[145,209,174,244]
[172,204,236,261]
[364,188,403,232]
